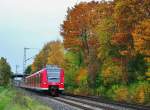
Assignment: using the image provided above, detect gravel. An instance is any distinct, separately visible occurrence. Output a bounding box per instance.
[17,88,82,110]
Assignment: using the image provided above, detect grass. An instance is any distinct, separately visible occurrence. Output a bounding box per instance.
[0,86,52,110]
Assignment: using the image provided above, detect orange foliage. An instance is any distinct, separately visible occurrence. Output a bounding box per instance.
[111,33,132,45]
[114,0,150,32]
[132,19,150,56]
[76,68,88,84]
[61,1,110,52]
[102,61,125,85]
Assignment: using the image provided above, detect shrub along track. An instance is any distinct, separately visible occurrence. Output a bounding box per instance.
[18,88,150,110]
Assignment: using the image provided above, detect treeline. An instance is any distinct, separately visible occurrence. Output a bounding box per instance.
[27,0,150,105]
[0,57,12,86]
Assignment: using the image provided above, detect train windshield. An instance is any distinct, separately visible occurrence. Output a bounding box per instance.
[47,69,60,82]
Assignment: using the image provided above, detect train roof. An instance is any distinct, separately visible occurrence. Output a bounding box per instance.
[25,68,46,78]
[25,65,62,79]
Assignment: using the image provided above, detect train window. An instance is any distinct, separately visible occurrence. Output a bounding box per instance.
[29,78,30,86]
[36,74,39,86]
[33,76,35,86]
[47,69,60,82]
[30,77,32,86]
[35,75,37,86]
[33,77,34,86]
[30,77,31,86]
[37,74,39,84]
[40,73,42,83]
[32,77,34,86]
[27,79,28,85]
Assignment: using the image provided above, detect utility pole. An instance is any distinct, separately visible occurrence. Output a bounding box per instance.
[23,47,30,74]
[23,47,39,74]
[15,65,19,74]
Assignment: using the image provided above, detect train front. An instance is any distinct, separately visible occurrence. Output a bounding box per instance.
[46,65,64,96]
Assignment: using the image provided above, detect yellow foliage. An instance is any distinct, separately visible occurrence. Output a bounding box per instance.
[133,86,145,104]
[73,88,80,95]
[47,41,64,67]
[145,72,150,77]
[104,67,112,77]
[31,40,64,73]
[132,19,150,56]
[102,61,124,85]
[31,64,36,73]
[147,78,150,81]
[76,68,88,84]
[132,83,150,104]
[73,87,91,96]
[114,87,129,102]
[145,57,150,62]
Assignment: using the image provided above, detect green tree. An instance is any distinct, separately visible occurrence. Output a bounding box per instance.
[24,65,32,75]
[127,54,148,82]
[0,57,12,86]
[64,51,80,90]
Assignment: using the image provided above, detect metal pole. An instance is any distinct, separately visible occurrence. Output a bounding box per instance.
[22,48,25,80]
[23,47,38,74]
[23,48,26,74]
[23,48,29,74]
[16,65,19,74]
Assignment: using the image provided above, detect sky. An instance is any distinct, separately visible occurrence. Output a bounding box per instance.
[0,0,98,73]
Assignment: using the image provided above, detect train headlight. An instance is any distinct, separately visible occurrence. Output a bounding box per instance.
[43,82,47,85]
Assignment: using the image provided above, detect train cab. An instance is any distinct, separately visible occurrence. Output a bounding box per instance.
[22,65,64,96]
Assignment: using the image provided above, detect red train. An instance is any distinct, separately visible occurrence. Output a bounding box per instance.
[21,65,64,96]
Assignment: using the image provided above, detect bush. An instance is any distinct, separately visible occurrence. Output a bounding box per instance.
[105,85,129,102]
[76,67,88,87]
[128,54,147,82]
[114,86,129,102]
[129,81,150,104]
[65,69,78,91]
[101,59,124,85]
[95,86,106,96]
[73,87,91,96]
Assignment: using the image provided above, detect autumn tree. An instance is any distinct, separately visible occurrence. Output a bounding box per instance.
[47,41,64,67]
[94,15,126,85]
[31,50,47,72]
[114,0,150,32]
[113,0,150,58]
[132,19,150,57]
[111,0,150,83]
[132,19,150,80]
[61,1,110,87]
[32,40,64,72]
[61,0,150,103]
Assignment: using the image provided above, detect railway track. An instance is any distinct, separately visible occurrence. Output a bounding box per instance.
[54,95,117,110]
[60,93,150,110]
[18,88,150,110]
